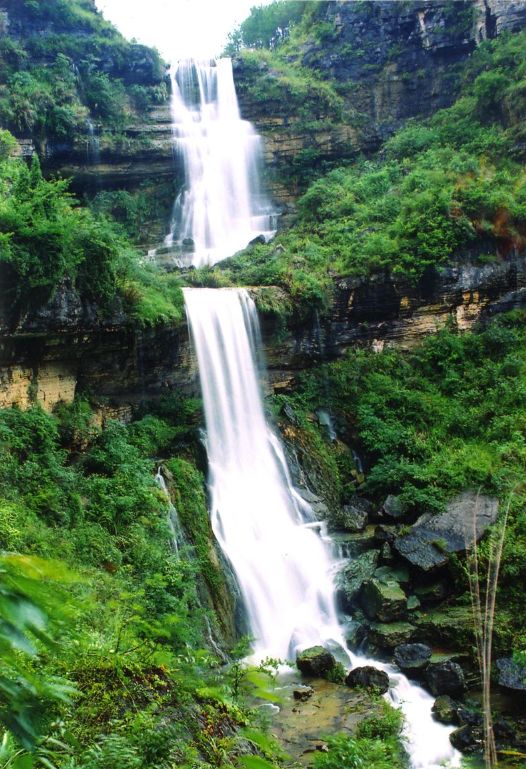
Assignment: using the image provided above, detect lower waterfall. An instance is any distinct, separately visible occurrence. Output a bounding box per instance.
[184,286,461,769]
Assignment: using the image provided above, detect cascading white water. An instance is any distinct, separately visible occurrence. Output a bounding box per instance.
[156,468,184,556]
[165,58,276,266]
[184,286,461,769]
[86,119,100,165]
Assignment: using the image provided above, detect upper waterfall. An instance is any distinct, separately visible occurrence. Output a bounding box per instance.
[165,58,276,267]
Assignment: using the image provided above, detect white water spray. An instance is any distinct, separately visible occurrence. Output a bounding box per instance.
[165,59,276,266]
[184,287,461,769]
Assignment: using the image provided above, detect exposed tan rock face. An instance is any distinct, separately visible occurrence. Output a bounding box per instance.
[3,251,523,412]
[261,251,526,389]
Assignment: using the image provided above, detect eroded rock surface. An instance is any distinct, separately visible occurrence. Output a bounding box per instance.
[394,491,499,571]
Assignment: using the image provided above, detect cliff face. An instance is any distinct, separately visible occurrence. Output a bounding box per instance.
[0,0,178,244]
[1,250,524,412]
[234,0,526,204]
[262,250,526,388]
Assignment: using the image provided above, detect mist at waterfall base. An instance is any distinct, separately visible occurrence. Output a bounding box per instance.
[164,59,276,267]
[184,288,461,769]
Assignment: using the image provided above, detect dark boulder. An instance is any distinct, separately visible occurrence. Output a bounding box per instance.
[330,497,373,532]
[345,666,389,694]
[432,695,460,725]
[449,724,482,753]
[382,495,405,520]
[296,646,337,677]
[293,685,314,701]
[495,658,526,692]
[426,660,466,697]
[394,643,432,674]
[394,492,498,572]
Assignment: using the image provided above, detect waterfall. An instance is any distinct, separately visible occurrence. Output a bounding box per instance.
[86,119,100,165]
[184,286,461,769]
[155,467,184,556]
[165,59,276,267]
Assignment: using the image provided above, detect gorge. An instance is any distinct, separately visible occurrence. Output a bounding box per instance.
[1,2,526,769]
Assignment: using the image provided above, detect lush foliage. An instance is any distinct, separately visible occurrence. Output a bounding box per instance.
[0,0,166,142]
[221,28,526,308]
[0,136,183,322]
[224,1,308,54]
[313,702,406,769]
[279,312,526,652]
[0,396,280,768]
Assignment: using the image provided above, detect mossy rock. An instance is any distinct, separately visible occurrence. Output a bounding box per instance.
[361,578,407,622]
[368,622,417,650]
[336,549,379,611]
[374,564,410,587]
[414,605,473,647]
[331,527,377,557]
[296,645,337,678]
[432,695,460,725]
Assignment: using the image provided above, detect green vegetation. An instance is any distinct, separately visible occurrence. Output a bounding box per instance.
[89,185,174,246]
[224,1,308,54]
[0,129,183,323]
[313,702,406,769]
[277,311,526,654]
[0,396,285,768]
[218,29,526,311]
[0,0,166,143]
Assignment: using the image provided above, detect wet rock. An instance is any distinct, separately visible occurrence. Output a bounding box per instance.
[407,595,421,611]
[381,495,405,520]
[296,646,337,678]
[449,724,482,753]
[361,578,407,622]
[343,618,369,650]
[414,580,448,603]
[330,528,377,557]
[495,658,526,692]
[332,499,370,532]
[426,660,466,697]
[248,234,267,247]
[293,685,314,701]
[374,524,397,544]
[374,564,410,587]
[414,605,473,647]
[432,695,460,725]
[283,403,300,426]
[336,550,379,611]
[394,492,498,571]
[345,666,389,694]
[296,487,330,519]
[394,643,432,674]
[368,622,416,650]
